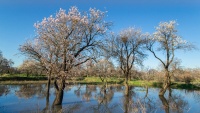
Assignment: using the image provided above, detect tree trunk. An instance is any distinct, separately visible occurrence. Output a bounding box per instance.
[46,75,51,100]
[168,87,172,98]
[124,82,129,96]
[159,70,170,96]
[42,92,50,112]
[52,105,62,112]
[159,95,169,113]
[102,84,107,95]
[124,84,130,113]
[53,89,64,105]
[26,71,29,77]
[46,70,51,100]
[124,72,129,85]
[42,75,51,113]
[145,86,148,98]
[53,79,65,105]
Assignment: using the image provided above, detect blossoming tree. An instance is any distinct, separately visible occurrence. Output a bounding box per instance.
[0,50,14,75]
[146,21,195,96]
[20,6,111,105]
[108,28,146,87]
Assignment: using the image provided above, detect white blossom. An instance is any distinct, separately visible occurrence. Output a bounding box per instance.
[21,6,110,79]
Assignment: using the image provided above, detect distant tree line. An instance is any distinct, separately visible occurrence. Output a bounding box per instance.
[0,50,16,75]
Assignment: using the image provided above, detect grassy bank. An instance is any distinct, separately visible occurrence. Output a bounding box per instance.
[0,80,48,85]
[0,74,47,81]
[74,77,124,84]
[0,74,47,84]
[1,75,200,90]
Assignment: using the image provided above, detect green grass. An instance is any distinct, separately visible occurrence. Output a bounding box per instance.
[0,74,47,81]
[128,80,163,88]
[1,75,200,90]
[0,80,48,85]
[75,77,124,84]
[1,73,46,77]
[128,80,150,86]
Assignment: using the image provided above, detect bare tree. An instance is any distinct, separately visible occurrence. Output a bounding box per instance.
[145,20,195,96]
[19,6,111,105]
[0,50,14,75]
[108,28,146,85]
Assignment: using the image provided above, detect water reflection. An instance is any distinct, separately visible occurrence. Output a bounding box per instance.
[91,85,117,113]
[0,84,199,113]
[82,85,96,101]
[0,85,10,96]
[15,84,46,99]
[121,86,157,113]
[159,88,189,113]
[122,85,133,113]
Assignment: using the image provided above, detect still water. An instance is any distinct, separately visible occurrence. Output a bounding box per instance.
[0,84,200,113]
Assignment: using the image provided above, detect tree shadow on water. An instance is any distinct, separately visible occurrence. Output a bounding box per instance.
[159,88,190,113]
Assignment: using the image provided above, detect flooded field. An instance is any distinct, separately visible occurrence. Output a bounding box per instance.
[0,84,200,113]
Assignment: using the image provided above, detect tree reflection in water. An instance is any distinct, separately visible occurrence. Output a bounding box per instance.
[91,85,117,113]
[159,88,189,113]
[192,90,200,105]
[82,85,96,101]
[15,84,46,99]
[1,84,197,112]
[0,85,10,96]
[73,85,118,113]
[159,95,169,113]
[121,85,156,113]
[121,85,190,113]
[122,85,134,113]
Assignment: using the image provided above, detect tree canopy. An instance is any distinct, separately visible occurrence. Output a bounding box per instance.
[0,50,14,74]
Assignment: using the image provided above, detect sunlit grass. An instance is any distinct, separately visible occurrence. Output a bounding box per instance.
[76,77,124,84]
[0,73,47,82]
[1,73,46,77]
[1,75,200,90]
[128,80,154,86]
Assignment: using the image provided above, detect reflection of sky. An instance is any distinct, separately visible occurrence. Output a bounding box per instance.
[0,84,200,112]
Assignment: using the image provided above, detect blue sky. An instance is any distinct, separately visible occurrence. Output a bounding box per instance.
[0,0,200,69]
